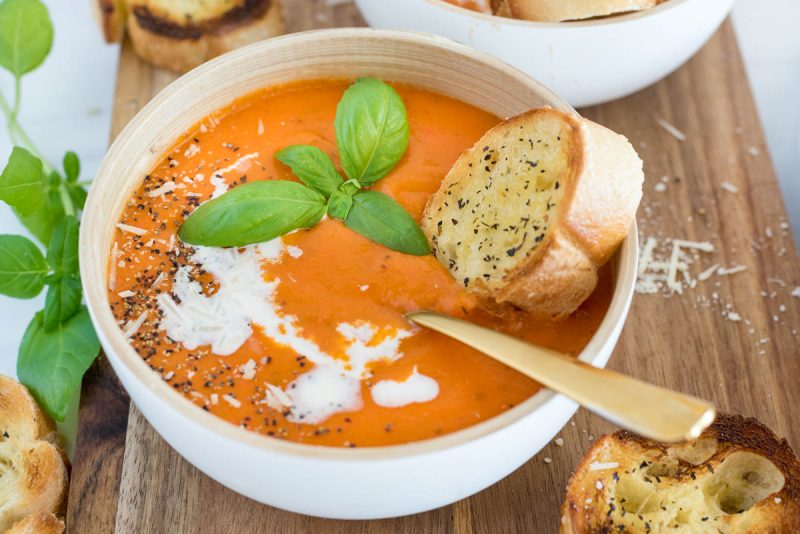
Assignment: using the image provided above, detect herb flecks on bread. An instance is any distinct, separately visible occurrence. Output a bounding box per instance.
[561,413,800,533]
[0,375,67,533]
[421,108,642,320]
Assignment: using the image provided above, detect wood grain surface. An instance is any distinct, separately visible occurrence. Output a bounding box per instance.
[67,1,800,532]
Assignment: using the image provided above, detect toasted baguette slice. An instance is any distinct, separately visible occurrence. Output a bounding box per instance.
[6,512,65,534]
[93,0,127,43]
[0,375,68,533]
[561,413,800,533]
[126,0,285,72]
[505,0,657,21]
[490,0,513,17]
[421,108,642,320]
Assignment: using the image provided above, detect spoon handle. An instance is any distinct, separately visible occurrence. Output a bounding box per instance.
[406,311,714,443]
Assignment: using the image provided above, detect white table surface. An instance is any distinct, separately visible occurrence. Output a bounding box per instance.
[0,0,797,378]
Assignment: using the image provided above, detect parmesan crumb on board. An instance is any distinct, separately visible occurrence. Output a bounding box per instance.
[717,265,747,276]
[637,237,714,295]
[554,437,564,447]
[792,287,800,298]
[543,457,552,464]
[720,181,739,193]
[726,311,742,322]
[656,117,686,141]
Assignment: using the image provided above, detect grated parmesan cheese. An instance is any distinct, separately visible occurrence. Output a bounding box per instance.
[222,394,241,408]
[116,223,148,236]
[717,265,747,276]
[123,310,148,338]
[656,118,686,141]
[238,359,257,380]
[118,290,135,298]
[147,181,176,198]
[720,181,739,193]
[184,143,200,158]
[698,264,719,281]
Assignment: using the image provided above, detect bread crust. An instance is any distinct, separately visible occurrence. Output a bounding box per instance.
[421,108,642,319]
[127,0,285,72]
[507,0,658,22]
[0,375,68,533]
[561,413,800,533]
[93,0,127,43]
[5,512,64,534]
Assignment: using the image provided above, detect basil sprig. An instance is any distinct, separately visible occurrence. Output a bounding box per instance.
[0,0,99,421]
[180,78,430,256]
[180,181,326,247]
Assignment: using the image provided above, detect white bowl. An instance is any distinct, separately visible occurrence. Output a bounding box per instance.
[80,28,638,519]
[354,0,735,107]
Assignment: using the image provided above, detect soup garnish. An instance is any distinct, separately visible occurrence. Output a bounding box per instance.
[180,78,429,256]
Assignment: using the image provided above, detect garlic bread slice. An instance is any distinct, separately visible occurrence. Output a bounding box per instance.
[0,375,67,533]
[561,413,800,533]
[421,108,642,319]
[506,0,658,22]
[127,0,285,72]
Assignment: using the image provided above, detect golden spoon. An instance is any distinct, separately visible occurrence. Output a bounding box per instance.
[406,310,715,443]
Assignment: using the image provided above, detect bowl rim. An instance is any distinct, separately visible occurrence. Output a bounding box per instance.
[420,0,691,27]
[82,27,639,463]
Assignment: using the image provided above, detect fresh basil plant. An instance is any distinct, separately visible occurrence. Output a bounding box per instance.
[0,0,99,421]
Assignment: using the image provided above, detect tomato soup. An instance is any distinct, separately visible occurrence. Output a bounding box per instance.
[108,80,612,447]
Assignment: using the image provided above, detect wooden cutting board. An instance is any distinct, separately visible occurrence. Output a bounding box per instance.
[66,2,800,532]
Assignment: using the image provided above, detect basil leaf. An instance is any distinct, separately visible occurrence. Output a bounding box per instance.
[42,216,81,329]
[46,215,79,276]
[335,78,409,186]
[0,147,46,215]
[180,180,326,247]
[43,277,82,330]
[63,151,80,183]
[344,191,430,256]
[327,190,353,220]
[0,0,53,77]
[17,307,99,421]
[67,183,87,211]
[15,180,64,245]
[275,145,343,197]
[0,234,48,298]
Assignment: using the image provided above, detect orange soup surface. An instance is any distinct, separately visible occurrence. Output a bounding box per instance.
[109,80,612,447]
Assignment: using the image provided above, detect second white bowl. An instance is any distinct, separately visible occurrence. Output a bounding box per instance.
[355,0,735,107]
